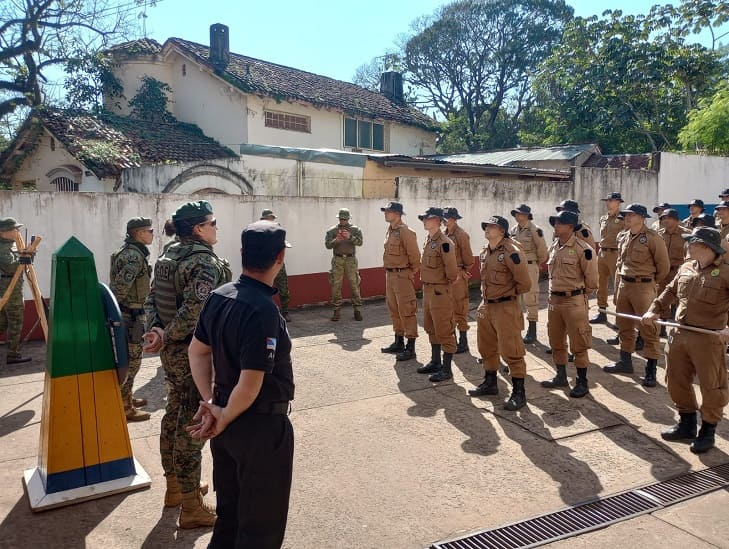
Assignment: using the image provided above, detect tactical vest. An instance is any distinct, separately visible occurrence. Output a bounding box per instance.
[110,243,151,306]
[153,241,230,327]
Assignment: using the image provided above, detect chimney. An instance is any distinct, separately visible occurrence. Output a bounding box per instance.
[380,71,404,103]
[209,23,230,72]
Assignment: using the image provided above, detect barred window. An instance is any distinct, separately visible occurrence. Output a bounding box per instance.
[51,176,79,192]
[264,110,310,133]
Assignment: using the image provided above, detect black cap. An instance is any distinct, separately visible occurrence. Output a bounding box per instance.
[620,203,651,218]
[481,215,509,235]
[652,202,671,213]
[688,199,705,209]
[241,220,292,254]
[549,210,580,228]
[715,201,729,210]
[691,213,715,229]
[719,188,729,198]
[381,201,404,215]
[443,206,462,220]
[556,199,580,214]
[682,227,725,256]
[418,207,445,221]
[510,204,533,220]
[659,208,680,220]
[601,192,624,202]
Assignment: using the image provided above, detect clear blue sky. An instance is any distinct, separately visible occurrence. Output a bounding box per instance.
[137,0,725,83]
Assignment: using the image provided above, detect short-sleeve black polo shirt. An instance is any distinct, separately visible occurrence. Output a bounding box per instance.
[194,275,294,405]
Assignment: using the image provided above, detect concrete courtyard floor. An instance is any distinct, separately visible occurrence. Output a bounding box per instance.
[1,285,728,548]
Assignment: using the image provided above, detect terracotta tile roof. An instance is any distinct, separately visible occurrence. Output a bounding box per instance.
[24,108,236,178]
[107,38,163,55]
[582,153,658,170]
[164,38,438,131]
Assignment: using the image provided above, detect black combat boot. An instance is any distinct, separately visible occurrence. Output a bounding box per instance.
[429,352,453,382]
[570,368,589,398]
[523,321,537,344]
[589,311,607,324]
[635,333,644,351]
[503,377,527,411]
[603,351,634,374]
[395,338,416,361]
[641,358,658,387]
[690,421,717,454]
[541,365,568,388]
[455,331,469,354]
[381,335,404,354]
[468,370,499,396]
[661,412,697,441]
[417,344,442,373]
[606,335,620,345]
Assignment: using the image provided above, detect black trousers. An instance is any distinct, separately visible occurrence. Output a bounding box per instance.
[208,413,294,549]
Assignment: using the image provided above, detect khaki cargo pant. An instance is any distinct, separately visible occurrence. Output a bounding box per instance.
[547,293,592,367]
[385,269,418,339]
[616,279,660,359]
[519,262,541,322]
[423,283,456,353]
[476,298,526,377]
[597,248,618,309]
[451,274,470,332]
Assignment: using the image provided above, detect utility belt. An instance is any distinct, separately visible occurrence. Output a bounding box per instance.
[334,252,355,258]
[0,274,14,278]
[621,276,653,283]
[527,260,539,265]
[551,288,585,297]
[214,388,290,414]
[385,267,409,272]
[120,305,146,320]
[486,295,516,304]
[422,281,448,286]
[601,247,619,251]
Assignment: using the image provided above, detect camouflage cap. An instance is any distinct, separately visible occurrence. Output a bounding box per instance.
[0,217,23,232]
[682,227,725,256]
[126,217,152,233]
[338,208,351,219]
[172,200,213,222]
[260,209,277,220]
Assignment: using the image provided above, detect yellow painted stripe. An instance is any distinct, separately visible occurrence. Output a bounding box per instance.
[93,370,133,463]
[45,375,84,475]
[78,372,101,468]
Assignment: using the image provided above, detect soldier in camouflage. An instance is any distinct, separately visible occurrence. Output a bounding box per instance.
[261,209,292,321]
[110,217,154,422]
[325,208,364,321]
[0,217,32,365]
[144,200,232,529]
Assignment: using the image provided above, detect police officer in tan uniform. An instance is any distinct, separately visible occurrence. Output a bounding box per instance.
[509,204,548,344]
[415,207,459,382]
[542,211,598,398]
[651,203,671,231]
[643,227,729,453]
[604,204,670,387]
[681,199,705,229]
[555,200,596,250]
[468,216,531,410]
[657,209,690,331]
[443,207,474,354]
[715,201,729,240]
[380,201,421,361]
[591,192,624,324]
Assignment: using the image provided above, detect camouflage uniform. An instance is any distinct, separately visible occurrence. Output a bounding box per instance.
[145,237,231,494]
[325,215,363,312]
[274,262,290,312]
[110,235,151,409]
[0,235,24,361]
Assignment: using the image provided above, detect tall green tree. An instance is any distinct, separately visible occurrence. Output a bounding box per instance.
[402,0,573,152]
[678,80,729,154]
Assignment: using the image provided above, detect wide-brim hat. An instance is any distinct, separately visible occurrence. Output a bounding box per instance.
[418,207,445,221]
[601,192,624,202]
[481,215,509,235]
[381,201,404,215]
[691,213,716,229]
[719,188,729,198]
[658,208,679,220]
[510,204,533,220]
[443,206,462,220]
[715,201,729,210]
[549,210,580,230]
[688,199,705,209]
[682,227,725,256]
[620,203,651,218]
[0,217,24,232]
[556,199,580,214]
[652,202,671,213]
[260,208,277,220]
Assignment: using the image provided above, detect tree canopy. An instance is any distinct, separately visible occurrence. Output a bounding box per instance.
[678,80,729,154]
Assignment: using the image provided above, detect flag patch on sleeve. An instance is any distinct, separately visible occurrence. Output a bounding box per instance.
[266,337,277,351]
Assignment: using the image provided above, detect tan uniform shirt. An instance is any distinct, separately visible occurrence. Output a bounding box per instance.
[548,234,599,293]
[479,238,531,300]
[510,222,548,264]
[680,216,697,229]
[599,213,623,249]
[554,221,596,250]
[617,226,670,283]
[445,224,475,271]
[383,223,420,270]
[719,223,729,240]
[650,258,729,330]
[650,219,662,231]
[420,231,458,284]
[659,225,690,269]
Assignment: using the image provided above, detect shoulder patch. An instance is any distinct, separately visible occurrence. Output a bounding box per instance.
[537,228,543,237]
[194,279,213,301]
[581,229,589,237]
[585,249,593,260]
[510,252,521,264]
[442,242,450,253]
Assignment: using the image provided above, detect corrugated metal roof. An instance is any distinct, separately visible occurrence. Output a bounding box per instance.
[428,144,598,166]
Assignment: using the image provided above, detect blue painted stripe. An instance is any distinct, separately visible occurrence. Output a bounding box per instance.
[45,457,137,494]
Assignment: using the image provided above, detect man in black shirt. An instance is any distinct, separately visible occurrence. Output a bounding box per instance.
[188,220,295,549]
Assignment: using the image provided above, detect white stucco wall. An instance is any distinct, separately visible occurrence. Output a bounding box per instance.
[106,58,173,116]
[657,152,729,206]
[389,125,437,156]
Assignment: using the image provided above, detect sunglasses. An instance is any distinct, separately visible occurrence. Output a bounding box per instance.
[197,218,217,228]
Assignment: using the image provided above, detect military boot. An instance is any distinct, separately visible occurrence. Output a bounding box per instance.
[281,309,292,322]
[132,397,148,407]
[570,368,589,398]
[606,335,620,345]
[589,311,607,324]
[353,308,363,321]
[690,421,717,454]
[503,377,527,411]
[164,474,209,507]
[179,490,216,528]
[429,352,453,382]
[6,353,31,365]
[523,320,537,344]
[395,338,416,361]
[541,365,568,388]
[381,335,405,354]
[124,395,150,422]
[330,308,341,322]
[641,358,658,387]
[661,412,697,441]
[603,351,634,374]
[417,344,442,373]
[455,331,469,354]
[468,370,499,396]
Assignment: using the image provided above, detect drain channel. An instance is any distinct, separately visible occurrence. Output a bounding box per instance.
[431,462,729,549]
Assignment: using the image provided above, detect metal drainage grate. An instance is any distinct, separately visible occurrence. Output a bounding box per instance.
[431,462,729,549]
